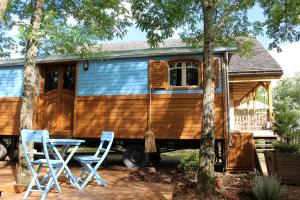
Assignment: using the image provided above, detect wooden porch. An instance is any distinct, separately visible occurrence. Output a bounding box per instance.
[229,79,274,133]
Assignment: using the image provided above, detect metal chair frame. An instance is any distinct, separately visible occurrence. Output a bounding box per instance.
[21,129,63,200]
[75,131,114,190]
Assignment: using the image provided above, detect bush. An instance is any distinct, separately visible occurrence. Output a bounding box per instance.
[273,75,300,142]
[252,175,287,200]
[178,152,199,174]
[273,142,299,154]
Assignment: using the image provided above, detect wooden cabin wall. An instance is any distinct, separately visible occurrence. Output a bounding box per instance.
[0,66,23,135]
[74,55,226,140]
[74,93,224,139]
[0,55,226,139]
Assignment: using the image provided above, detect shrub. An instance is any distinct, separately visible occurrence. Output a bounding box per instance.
[252,175,287,200]
[178,152,199,174]
[273,75,300,142]
[273,142,299,154]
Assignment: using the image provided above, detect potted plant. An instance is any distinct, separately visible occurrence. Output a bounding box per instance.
[265,75,300,185]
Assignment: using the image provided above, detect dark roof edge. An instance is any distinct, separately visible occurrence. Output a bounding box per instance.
[229,70,284,76]
[0,46,237,67]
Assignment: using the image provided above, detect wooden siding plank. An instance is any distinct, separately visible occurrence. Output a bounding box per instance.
[74,94,225,139]
[226,132,255,171]
[0,97,21,135]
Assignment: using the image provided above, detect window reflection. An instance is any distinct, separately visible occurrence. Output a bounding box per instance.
[44,71,58,92]
[169,61,199,87]
[170,68,182,86]
[63,66,76,91]
[186,62,198,86]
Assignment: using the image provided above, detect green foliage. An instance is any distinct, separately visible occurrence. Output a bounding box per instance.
[255,86,268,104]
[0,25,13,58]
[259,0,300,50]
[273,75,300,142]
[252,175,287,200]
[178,151,199,174]
[273,142,299,154]
[4,0,131,58]
[130,0,260,53]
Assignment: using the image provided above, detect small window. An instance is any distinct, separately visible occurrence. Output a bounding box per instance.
[44,71,58,92]
[63,66,76,92]
[169,61,199,87]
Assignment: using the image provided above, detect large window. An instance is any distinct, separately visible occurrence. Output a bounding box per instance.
[169,61,199,87]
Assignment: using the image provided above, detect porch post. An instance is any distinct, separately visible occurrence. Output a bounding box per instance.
[267,81,273,124]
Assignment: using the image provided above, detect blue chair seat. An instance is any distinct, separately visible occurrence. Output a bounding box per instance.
[32,159,63,166]
[75,156,101,163]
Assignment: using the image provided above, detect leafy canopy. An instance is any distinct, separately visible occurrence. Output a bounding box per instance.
[131,0,262,56]
[259,0,300,50]
[3,0,131,58]
[131,0,300,52]
[0,24,13,58]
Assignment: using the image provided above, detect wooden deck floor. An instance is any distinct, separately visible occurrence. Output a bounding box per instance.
[0,161,173,200]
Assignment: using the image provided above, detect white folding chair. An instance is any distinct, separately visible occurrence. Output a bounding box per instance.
[21,129,63,200]
[75,131,114,190]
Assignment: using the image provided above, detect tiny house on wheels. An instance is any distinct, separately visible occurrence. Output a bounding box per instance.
[0,38,282,170]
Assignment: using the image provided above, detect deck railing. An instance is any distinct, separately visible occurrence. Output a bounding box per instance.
[234,109,268,131]
[284,132,300,145]
[292,133,300,145]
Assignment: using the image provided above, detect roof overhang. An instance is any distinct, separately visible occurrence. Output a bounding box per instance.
[229,71,283,82]
[0,46,237,67]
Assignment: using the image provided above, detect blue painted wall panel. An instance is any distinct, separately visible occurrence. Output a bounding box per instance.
[0,66,23,97]
[77,55,223,96]
[78,59,149,96]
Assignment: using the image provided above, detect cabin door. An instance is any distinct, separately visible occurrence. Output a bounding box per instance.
[40,64,76,136]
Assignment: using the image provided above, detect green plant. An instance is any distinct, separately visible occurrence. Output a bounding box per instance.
[273,75,300,143]
[178,152,199,174]
[273,142,300,154]
[252,175,287,200]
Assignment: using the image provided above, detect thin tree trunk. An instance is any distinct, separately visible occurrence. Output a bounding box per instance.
[16,0,44,185]
[0,0,9,21]
[197,0,216,194]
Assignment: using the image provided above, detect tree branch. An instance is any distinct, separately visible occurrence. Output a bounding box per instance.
[216,1,241,29]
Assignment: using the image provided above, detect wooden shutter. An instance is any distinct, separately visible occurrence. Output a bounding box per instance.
[198,61,204,88]
[148,60,168,89]
[200,59,219,88]
[213,58,219,88]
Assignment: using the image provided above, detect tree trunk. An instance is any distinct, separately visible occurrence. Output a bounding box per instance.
[197,0,216,194]
[0,0,9,22]
[16,0,44,185]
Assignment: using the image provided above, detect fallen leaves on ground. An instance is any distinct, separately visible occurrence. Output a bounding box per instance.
[106,165,300,200]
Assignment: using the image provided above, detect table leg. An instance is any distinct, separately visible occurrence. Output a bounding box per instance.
[51,145,82,190]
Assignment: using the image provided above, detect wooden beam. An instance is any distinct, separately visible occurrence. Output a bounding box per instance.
[260,81,269,91]
[239,82,261,104]
[73,62,79,138]
[221,57,228,139]
[253,91,256,111]
[247,95,250,111]
[268,82,273,122]
[229,75,282,82]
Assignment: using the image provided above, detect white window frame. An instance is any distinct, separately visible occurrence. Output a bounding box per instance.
[168,61,199,88]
